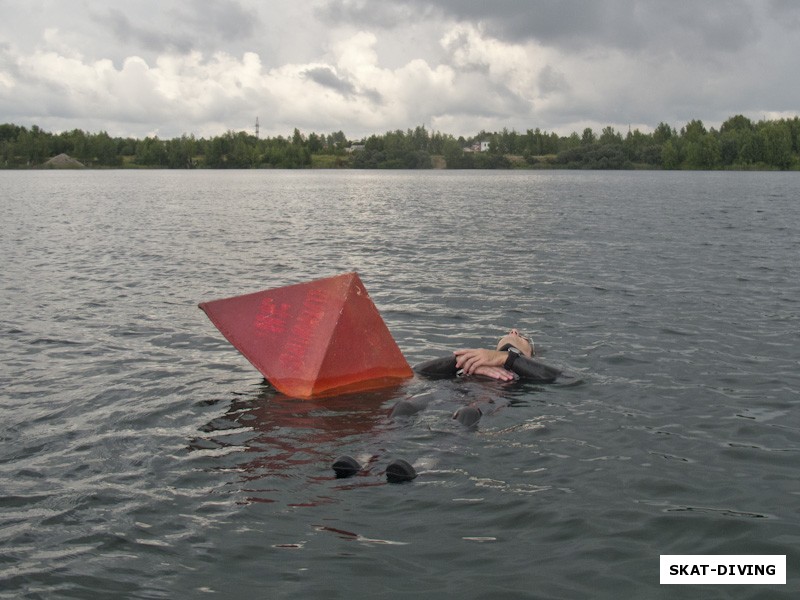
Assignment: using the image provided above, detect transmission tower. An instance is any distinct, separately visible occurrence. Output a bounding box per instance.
[255,116,260,139]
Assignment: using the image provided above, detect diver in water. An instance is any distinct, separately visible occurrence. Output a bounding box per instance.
[413,329,561,383]
[334,329,563,483]
[394,328,563,428]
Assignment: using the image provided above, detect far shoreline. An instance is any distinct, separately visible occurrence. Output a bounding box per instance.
[3,115,799,171]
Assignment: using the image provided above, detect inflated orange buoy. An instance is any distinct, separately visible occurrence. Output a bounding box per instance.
[199,272,413,398]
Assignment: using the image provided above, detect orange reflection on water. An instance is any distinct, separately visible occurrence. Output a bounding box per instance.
[190,383,409,505]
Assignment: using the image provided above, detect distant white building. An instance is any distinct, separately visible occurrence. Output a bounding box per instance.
[464,141,491,153]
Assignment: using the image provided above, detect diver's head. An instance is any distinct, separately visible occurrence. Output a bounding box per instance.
[496,329,534,357]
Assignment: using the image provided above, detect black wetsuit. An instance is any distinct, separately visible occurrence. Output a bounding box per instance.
[413,354,561,383]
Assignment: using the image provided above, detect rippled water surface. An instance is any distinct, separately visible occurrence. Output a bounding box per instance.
[2,170,799,598]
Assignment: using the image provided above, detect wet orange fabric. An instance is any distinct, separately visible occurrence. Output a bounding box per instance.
[199,273,412,398]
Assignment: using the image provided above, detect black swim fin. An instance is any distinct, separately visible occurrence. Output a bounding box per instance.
[332,455,361,478]
[453,405,482,427]
[390,393,431,418]
[385,459,417,483]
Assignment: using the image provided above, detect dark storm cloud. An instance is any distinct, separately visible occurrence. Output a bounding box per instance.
[418,0,624,45]
[302,66,383,104]
[769,0,800,27]
[316,0,434,29]
[319,0,761,56]
[303,66,357,95]
[97,8,194,54]
[93,0,259,56]
[537,65,569,97]
[174,0,260,43]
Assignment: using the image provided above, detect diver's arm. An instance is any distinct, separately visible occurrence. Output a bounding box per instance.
[509,356,561,383]
[413,355,459,377]
[453,348,507,373]
[414,355,516,381]
[415,351,556,382]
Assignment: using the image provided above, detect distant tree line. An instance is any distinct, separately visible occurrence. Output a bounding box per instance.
[1,115,799,170]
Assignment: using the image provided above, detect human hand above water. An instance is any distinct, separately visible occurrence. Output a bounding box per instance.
[472,365,516,381]
[454,348,507,374]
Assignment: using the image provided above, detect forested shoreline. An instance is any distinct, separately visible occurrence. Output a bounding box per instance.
[2,114,799,171]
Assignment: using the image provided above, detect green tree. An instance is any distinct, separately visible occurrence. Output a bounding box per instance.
[681,119,707,143]
[720,114,754,134]
[738,131,764,165]
[661,139,682,169]
[307,132,323,154]
[442,137,468,168]
[760,121,792,168]
[683,129,720,169]
[599,126,622,145]
[135,136,168,166]
[17,125,53,165]
[563,132,580,151]
[230,132,257,167]
[166,135,196,168]
[91,131,121,166]
[411,125,429,151]
[652,122,674,145]
[623,128,657,164]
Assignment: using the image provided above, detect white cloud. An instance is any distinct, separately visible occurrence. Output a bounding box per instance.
[0,0,798,139]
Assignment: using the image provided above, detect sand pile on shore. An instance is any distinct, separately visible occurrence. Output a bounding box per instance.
[43,153,85,168]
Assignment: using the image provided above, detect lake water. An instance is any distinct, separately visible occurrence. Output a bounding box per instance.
[1,169,798,599]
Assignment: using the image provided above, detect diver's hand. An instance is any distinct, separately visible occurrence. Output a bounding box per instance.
[454,348,507,374]
[472,365,516,381]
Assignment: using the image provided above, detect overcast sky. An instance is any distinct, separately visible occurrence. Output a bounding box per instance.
[1,0,798,140]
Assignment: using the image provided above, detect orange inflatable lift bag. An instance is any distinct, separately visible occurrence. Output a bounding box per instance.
[199,273,413,398]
